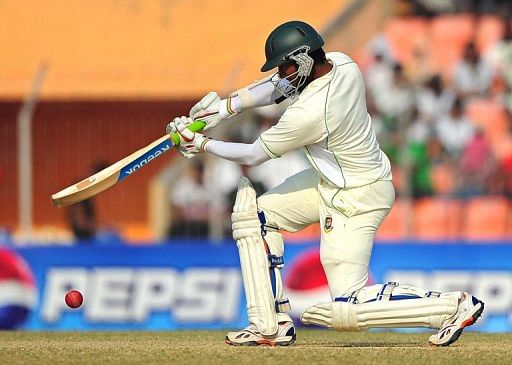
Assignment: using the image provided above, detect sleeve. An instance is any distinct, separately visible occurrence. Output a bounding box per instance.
[204,139,271,166]
[258,105,326,158]
[229,74,284,111]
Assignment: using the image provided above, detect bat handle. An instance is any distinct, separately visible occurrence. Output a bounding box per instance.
[171,120,207,146]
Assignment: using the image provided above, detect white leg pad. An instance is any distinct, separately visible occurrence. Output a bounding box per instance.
[232,177,280,336]
[301,283,459,331]
[236,235,278,336]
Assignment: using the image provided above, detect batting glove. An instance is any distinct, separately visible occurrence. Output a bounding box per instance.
[172,116,211,158]
[166,115,192,135]
[189,92,238,131]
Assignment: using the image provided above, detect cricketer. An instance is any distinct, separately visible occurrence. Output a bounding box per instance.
[167,20,484,347]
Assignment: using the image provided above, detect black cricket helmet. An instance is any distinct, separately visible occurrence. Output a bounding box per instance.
[261,20,324,72]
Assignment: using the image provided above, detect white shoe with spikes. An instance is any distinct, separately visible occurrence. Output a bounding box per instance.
[225,321,296,346]
[428,292,484,347]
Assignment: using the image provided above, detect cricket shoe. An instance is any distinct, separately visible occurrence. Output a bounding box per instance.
[225,321,296,346]
[428,292,484,347]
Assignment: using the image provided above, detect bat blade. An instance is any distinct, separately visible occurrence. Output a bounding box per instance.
[51,120,206,208]
[51,135,173,207]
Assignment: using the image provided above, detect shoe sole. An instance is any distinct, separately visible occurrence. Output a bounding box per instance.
[225,334,296,347]
[429,300,485,347]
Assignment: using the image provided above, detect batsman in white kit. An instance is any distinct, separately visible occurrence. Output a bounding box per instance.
[167,21,484,346]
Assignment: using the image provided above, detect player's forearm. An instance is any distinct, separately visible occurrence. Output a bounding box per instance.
[225,75,282,115]
[204,140,270,166]
[192,77,282,130]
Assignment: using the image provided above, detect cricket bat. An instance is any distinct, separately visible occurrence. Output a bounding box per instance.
[51,120,206,207]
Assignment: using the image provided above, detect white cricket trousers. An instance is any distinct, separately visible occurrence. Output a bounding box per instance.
[257,168,395,299]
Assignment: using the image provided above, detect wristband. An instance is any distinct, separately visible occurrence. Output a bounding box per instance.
[219,97,241,119]
[199,137,212,152]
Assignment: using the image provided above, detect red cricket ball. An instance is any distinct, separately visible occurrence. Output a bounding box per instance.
[65,290,83,309]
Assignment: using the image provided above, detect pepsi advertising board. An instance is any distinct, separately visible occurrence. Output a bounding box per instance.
[2,242,512,332]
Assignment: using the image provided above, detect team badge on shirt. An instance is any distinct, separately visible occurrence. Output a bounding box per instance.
[324,215,333,233]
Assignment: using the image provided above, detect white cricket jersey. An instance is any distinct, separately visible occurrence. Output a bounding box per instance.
[258,52,392,189]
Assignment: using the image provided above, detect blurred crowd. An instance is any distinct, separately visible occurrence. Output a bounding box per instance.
[405,0,512,17]
[10,3,511,244]
[364,14,512,200]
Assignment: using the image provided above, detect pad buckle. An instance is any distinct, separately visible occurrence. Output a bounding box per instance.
[257,210,267,237]
[426,291,441,298]
[378,282,399,301]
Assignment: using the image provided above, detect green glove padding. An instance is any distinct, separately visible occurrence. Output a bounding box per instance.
[171,120,207,146]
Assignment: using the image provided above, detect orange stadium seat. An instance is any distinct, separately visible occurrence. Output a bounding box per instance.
[492,137,512,160]
[376,199,409,241]
[385,18,429,63]
[412,198,462,240]
[461,196,510,240]
[476,15,504,52]
[118,223,154,243]
[430,162,457,195]
[429,14,476,73]
[465,99,511,157]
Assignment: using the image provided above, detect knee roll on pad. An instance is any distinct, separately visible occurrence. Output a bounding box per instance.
[231,177,290,336]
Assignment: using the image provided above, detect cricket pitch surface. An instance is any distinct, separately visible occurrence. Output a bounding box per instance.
[1,330,511,364]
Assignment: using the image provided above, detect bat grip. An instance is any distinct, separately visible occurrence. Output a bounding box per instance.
[171,120,207,146]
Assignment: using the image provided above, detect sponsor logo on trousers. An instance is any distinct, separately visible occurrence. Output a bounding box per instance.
[42,267,241,323]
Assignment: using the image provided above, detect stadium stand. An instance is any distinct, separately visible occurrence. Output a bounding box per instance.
[412,198,462,240]
[465,98,512,158]
[461,196,510,239]
[429,14,476,73]
[376,199,410,240]
[476,15,505,52]
[384,17,429,64]
[4,1,512,243]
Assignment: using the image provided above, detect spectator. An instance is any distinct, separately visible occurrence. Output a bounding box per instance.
[66,162,108,242]
[67,199,97,241]
[406,43,431,85]
[452,42,493,98]
[416,75,455,123]
[168,161,212,238]
[485,17,512,92]
[365,52,394,109]
[367,34,396,64]
[456,128,496,197]
[405,107,436,198]
[435,98,475,158]
[374,63,416,122]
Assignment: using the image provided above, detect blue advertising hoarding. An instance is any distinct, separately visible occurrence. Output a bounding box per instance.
[4,241,512,332]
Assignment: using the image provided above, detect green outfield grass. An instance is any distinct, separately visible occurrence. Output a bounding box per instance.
[1,330,511,365]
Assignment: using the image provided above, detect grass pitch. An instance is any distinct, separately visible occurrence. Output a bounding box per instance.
[1,330,511,365]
